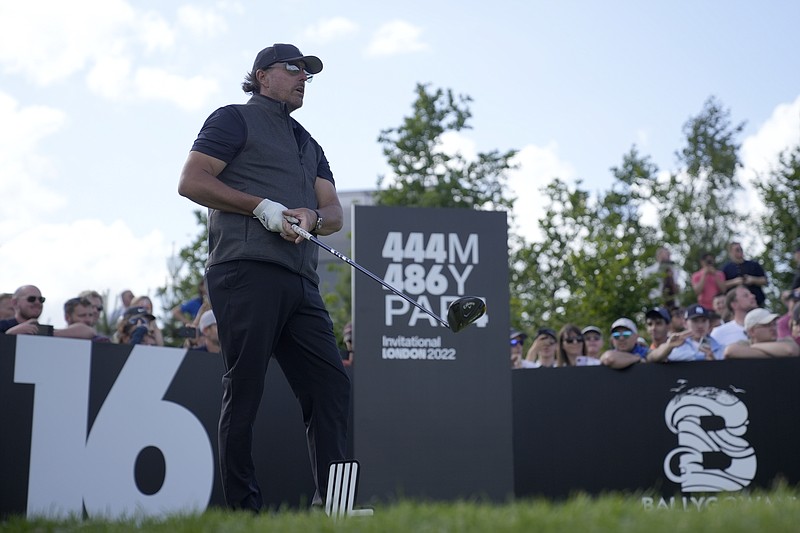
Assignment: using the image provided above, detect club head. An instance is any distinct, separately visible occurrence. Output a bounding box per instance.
[446,296,486,333]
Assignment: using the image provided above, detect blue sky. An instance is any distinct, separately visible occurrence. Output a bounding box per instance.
[1,0,799,326]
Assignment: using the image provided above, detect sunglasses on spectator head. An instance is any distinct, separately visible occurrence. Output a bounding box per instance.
[26,296,46,303]
[611,331,634,339]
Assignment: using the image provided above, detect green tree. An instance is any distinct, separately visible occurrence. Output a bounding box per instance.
[753,144,800,304]
[649,96,745,298]
[510,148,660,334]
[375,83,517,210]
[156,209,208,346]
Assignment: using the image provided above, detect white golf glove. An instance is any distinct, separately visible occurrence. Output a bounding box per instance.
[253,198,288,233]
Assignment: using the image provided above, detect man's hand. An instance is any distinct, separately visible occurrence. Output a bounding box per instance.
[6,319,40,335]
[253,198,289,232]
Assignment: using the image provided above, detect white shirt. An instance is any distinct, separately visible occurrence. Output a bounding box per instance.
[710,321,746,348]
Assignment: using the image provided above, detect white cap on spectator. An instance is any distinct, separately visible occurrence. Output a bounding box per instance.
[199,310,216,331]
[743,308,778,330]
[610,317,638,334]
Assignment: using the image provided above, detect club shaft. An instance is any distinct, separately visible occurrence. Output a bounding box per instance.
[291,224,450,328]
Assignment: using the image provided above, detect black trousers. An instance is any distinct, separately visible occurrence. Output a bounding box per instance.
[206,260,351,511]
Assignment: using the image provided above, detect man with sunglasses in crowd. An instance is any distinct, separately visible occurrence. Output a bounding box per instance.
[599,317,649,369]
[178,44,350,512]
[0,285,96,339]
[509,328,528,368]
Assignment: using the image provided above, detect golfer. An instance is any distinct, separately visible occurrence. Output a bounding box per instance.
[178,43,350,511]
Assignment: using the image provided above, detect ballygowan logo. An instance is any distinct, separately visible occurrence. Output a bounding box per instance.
[663,382,756,492]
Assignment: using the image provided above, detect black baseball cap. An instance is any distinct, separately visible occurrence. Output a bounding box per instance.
[252,43,323,74]
[645,306,672,323]
[684,304,710,320]
[123,306,155,321]
[536,327,557,341]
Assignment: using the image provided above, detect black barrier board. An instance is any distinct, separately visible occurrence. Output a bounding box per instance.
[512,359,800,503]
[351,206,514,501]
[0,335,316,518]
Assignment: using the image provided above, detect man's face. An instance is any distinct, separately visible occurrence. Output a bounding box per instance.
[0,298,14,320]
[583,331,603,356]
[733,286,757,314]
[259,61,310,112]
[68,304,95,327]
[687,316,710,339]
[510,335,524,358]
[712,294,727,316]
[14,287,44,320]
[610,327,637,352]
[748,319,778,343]
[86,295,103,326]
[729,243,744,262]
[646,317,669,342]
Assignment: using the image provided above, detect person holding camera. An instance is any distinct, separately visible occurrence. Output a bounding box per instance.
[115,306,159,345]
[691,252,727,311]
[643,246,687,309]
[648,305,724,362]
[0,285,96,339]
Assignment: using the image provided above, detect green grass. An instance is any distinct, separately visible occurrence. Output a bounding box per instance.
[3,488,800,532]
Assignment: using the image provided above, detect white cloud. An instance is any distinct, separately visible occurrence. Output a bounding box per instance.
[740,94,800,181]
[438,131,477,161]
[508,143,577,242]
[0,92,67,232]
[735,94,800,235]
[134,67,219,111]
[0,0,137,85]
[139,10,177,52]
[300,17,359,44]
[177,5,228,37]
[366,20,428,57]
[1,220,171,328]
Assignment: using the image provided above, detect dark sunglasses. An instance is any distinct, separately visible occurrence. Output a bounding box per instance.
[563,336,583,344]
[267,62,314,82]
[127,316,151,326]
[26,296,46,303]
[611,331,634,339]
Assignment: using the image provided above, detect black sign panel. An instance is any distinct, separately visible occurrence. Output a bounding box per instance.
[512,359,800,500]
[0,335,315,518]
[351,206,514,501]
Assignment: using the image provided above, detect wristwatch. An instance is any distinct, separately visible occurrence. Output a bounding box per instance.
[314,210,323,233]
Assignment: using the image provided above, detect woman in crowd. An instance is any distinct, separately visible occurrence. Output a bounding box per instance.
[558,324,592,366]
[115,308,159,345]
[582,325,604,360]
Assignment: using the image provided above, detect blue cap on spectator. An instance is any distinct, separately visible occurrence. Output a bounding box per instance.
[684,304,709,320]
[645,306,672,323]
[510,328,528,341]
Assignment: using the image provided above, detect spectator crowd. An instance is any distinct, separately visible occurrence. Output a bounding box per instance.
[511,241,800,369]
[0,282,219,353]
[4,241,799,365]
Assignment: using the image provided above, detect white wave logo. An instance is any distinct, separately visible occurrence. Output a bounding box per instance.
[663,384,756,492]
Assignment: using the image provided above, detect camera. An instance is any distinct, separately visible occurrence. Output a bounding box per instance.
[36,324,54,336]
[176,326,198,338]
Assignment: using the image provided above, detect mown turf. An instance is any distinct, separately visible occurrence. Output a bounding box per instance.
[3,488,799,532]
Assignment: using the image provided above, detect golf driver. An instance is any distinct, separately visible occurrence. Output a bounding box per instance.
[290,224,486,332]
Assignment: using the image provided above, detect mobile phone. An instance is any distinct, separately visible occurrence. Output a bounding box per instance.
[36,324,54,336]
[177,326,197,338]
